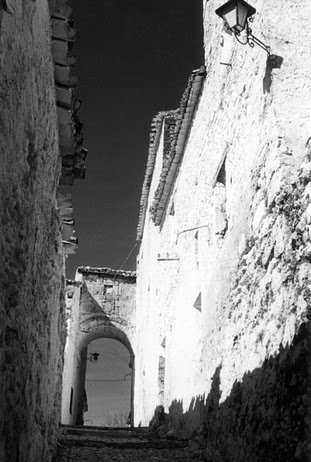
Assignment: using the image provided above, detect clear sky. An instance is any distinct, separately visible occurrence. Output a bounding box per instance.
[65,0,204,279]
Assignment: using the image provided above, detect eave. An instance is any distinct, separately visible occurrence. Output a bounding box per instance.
[136,66,206,240]
[151,66,206,226]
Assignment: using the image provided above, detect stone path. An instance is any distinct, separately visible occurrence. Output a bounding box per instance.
[55,425,198,461]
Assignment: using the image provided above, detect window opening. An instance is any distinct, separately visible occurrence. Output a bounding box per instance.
[103,284,114,300]
[69,387,73,414]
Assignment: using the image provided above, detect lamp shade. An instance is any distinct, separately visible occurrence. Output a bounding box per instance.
[215,0,256,33]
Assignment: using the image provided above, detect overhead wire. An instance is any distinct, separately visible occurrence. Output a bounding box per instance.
[117,241,138,273]
[86,378,131,383]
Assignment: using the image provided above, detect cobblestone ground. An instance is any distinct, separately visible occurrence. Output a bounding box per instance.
[55,426,198,461]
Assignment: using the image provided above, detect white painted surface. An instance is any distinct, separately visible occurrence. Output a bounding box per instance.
[134,0,311,425]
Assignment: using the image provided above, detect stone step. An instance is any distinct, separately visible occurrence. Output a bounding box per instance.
[58,425,188,449]
[56,426,194,461]
[61,424,150,436]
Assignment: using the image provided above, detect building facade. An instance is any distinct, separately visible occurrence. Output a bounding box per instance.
[134,1,311,458]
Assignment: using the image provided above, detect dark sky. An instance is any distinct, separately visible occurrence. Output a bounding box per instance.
[66,0,204,279]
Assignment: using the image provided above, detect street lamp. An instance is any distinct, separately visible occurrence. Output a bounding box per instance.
[215,0,270,55]
[87,352,99,362]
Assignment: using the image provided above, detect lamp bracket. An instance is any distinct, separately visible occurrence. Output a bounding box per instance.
[247,31,271,55]
[226,19,270,55]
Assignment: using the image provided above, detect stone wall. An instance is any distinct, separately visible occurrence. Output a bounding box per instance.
[135,0,311,459]
[61,268,136,426]
[0,1,66,461]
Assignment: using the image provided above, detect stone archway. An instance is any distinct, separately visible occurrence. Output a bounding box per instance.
[61,267,136,427]
[77,326,135,426]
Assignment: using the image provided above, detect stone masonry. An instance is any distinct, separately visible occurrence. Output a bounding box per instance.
[0,1,65,461]
[0,0,87,460]
[61,268,136,427]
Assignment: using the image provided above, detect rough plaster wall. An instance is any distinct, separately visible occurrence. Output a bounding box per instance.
[135,128,166,417]
[135,0,311,459]
[0,2,66,462]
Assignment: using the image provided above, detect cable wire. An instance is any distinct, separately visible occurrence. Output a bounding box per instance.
[115,241,138,275]
[86,378,131,383]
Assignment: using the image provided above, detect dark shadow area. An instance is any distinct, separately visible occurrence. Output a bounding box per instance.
[150,321,311,462]
[263,54,284,93]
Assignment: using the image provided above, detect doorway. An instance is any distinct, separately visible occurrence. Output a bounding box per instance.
[83,338,132,427]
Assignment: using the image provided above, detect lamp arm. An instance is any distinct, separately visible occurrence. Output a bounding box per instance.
[233,21,270,55]
[247,32,271,55]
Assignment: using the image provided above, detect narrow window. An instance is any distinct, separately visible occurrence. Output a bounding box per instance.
[69,387,73,414]
[216,156,226,186]
[104,284,113,294]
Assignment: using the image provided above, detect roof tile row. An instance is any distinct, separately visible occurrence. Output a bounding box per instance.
[136,67,206,239]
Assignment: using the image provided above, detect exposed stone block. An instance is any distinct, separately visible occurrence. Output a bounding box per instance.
[62,155,75,168]
[60,168,74,186]
[49,0,73,18]
[51,17,76,41]
[60,145,75,157]
[54,64,78,87]
[75,146,88,160]
[52,38,75,66]
[56,86,74,108]
[57,106,73,125]
[58,123,75,148]
[0,2,66,460]
[73,166,85,180]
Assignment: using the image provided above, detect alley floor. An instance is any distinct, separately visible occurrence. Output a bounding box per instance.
[55,425,200,461]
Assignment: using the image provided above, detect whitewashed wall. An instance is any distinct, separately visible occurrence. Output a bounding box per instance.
[135,0,311,428]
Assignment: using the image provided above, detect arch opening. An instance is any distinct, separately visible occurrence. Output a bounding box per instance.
[83,338,132,427]
[61,321,135,427]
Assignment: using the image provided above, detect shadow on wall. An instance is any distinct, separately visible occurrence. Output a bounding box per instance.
[150,321,310,462]
[263,54,284,94]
